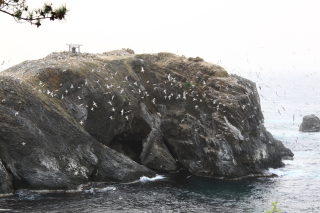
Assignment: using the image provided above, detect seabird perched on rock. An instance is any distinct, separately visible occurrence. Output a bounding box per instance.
[93,101,97,107]
[121,109,124,115]
[70,84,73,89]
[141,67,144,72]
[65,89,68,94]
[112,107,115,112]
[152,98,156,104]
[91,107,94,111]
[80,120,83,125]
[108,101,112,105]
[125,116,129,120]
[15,112,19,116]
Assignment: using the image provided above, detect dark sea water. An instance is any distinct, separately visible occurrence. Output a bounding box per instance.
[1,70,320,213]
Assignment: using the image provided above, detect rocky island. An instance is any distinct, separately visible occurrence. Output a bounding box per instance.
[299,114,320,132]
[0,49,293,195]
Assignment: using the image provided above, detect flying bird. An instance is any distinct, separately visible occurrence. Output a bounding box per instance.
[93,101,97,107]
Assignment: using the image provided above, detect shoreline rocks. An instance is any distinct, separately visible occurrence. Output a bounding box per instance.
[0,51,293,193]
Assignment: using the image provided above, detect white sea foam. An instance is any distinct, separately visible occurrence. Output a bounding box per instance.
[140,175,165,183]
[96,186,117,192]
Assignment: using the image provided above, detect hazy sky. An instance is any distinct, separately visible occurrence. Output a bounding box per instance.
[1,0,319,73]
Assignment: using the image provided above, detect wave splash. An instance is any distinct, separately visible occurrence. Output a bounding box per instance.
[140,175,165,183]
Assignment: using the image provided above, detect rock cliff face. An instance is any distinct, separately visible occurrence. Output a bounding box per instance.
[0,51,293,194]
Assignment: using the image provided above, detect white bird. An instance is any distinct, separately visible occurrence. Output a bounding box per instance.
[134,82,138,86]
[112,107,115,112]
[125,76,128,81]
[65,89,68,94]
[70,84,73,89]
[139,89,141,94]
[181,119,184,123]
[110,116,114,120]
[93,101,97,107]
[80,120,83,125]
[108,101,112,105]
[146,81,149,83]
[112,95,115,100]
[115,72,118,75]
[152,98,156,104]
[61,94,64,99]
[120,89,124,93]
[168,74,171,81]
[141,67,144,72]
[15,112,19,116]
[157,112,161,117]
[121,109,124,115]
[125,116,129,120]
[193,98,197,101]
[91,107,94,111]
[164,89,166,94]
[78,96,81,100]
[195,105,198,109]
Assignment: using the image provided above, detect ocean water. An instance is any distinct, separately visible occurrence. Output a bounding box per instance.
[1,70,320,212]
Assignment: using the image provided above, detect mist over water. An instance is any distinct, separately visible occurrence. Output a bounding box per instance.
[0,68,320,212]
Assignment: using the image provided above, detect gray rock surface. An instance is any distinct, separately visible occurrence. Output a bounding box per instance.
[0,158,13,194]
[299,114,320,132]
[140,128,178,171]
[0,51,293,193]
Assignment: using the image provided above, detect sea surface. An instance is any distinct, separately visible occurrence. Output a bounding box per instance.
[1,70,320,212]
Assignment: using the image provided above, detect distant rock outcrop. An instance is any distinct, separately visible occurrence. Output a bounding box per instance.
[0,51,293,194]
[299,114,320,132]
